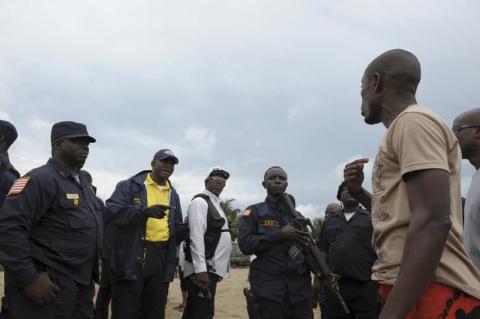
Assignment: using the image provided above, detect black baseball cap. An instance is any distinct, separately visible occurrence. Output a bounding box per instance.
[337,181,347,201]
[207,167,230,180]
[51,121,96,143]
[0,120,18,147]
[153,149,179,164]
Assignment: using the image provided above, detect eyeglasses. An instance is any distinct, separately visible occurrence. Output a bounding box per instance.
[452,124,480,135]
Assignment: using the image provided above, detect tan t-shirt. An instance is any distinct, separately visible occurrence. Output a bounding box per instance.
[371,104,480,299]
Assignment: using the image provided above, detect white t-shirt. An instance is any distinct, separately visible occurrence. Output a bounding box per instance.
[344,212,355,221]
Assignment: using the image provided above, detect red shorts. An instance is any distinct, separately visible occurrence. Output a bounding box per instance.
[379,282,480,318]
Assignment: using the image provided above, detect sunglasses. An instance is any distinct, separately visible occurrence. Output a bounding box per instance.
[452,124,480,135]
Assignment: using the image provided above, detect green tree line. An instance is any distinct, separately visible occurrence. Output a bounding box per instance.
[221,198,325,241]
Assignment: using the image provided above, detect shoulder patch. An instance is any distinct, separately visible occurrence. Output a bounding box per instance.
[241,208,252,217]
[133,196,142,205]
[7,177,31,196]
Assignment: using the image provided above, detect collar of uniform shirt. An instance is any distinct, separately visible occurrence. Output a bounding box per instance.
[145,172,171,190]
[265,194,284,208]
[49,159,82,183]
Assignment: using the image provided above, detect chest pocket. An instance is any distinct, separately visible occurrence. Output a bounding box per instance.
[352,219,372,241]
[326,224,342,243]
[59,197,95,229]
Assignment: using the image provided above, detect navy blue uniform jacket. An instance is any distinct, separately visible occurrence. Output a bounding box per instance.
[238,197,312,303]
[0,155,20,207]
[0,159,102,287]
[105,170,185,282]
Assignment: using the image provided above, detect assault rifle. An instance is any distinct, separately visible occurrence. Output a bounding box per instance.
[282,193,350,315]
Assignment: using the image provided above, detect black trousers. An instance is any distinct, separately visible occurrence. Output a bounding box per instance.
[258,296,313,319]
[3,267,94,319]
[110,246,170,319]
[94,258,112,319]
[178,264,188,293]
[320,303,327,319]
[0,271,10,319]
[325,279,379,319]
[181,273,220,319]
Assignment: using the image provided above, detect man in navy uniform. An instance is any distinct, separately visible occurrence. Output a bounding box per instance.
[238,166,313,319]
[0,120,20,206]
[0,121,102,319]
[105,149,186,319]
[0,120,21,317]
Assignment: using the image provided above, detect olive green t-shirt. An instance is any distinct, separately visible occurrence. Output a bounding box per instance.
[371,104,480,299]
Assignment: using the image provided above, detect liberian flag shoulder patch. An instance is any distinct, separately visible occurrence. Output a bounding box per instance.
[7,177,31,196]
[241,208,252,217]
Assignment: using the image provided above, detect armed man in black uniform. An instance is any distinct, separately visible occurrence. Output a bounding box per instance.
[0,121,102,319]
[238,166,313,319]
[318,182,378,319]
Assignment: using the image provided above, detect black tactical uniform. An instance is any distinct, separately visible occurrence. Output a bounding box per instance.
[0,120,20,207]
[318,208,378,319]
[238,196,313,319]
[0,119,20,318]
[0,159,19,207]
[0,124,102,319]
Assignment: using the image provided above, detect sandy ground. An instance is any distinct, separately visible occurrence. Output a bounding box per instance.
[1,269,322,318]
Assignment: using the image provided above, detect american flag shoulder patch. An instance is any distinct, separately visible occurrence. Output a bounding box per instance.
[7,177,31,196]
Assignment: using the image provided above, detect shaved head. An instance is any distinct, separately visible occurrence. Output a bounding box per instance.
[262,166,288,197]
[361,49,421,126]
[263,166,287,181]
[453,107,480,164]
[454,108,480,125]
[325,202,342,217]
[365,49,421,96]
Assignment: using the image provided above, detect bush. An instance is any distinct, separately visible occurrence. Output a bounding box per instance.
[230,242,250,268]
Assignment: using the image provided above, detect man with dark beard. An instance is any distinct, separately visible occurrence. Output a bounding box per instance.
[318,182,378,318]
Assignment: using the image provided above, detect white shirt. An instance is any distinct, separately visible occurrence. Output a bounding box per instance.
[465,169,480,270]
[344,212,355,221]
[183,190,232,278]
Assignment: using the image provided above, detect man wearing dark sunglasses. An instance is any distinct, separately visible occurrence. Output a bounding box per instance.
[453,108,480,271]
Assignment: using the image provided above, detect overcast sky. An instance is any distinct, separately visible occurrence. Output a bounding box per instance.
[1,0,478,219]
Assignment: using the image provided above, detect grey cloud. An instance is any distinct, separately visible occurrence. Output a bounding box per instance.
[1,0,478,217]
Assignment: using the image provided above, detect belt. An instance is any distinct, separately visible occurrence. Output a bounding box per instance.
[145,241,169,249]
